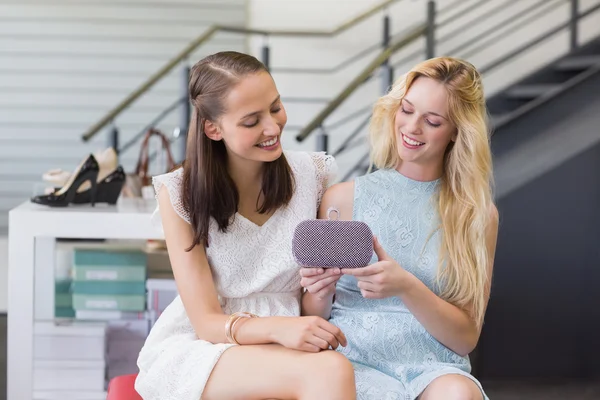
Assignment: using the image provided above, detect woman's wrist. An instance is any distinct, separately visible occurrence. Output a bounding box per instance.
[396,269,419,298]
[302,290,334,319]
[309,289,335,302]
[262,316,283,344]
[233,315,280,345]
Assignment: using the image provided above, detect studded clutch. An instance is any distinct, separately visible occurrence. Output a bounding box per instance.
[292,209,374,269]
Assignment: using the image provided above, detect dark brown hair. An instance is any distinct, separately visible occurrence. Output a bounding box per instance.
[182,51,295,249]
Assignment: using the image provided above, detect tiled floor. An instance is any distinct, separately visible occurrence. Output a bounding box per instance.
[0,314,597,400]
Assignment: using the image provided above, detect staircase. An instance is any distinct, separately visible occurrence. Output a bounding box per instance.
[490,37,600,198]
[490,37,600,156]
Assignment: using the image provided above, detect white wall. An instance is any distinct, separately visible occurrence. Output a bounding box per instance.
[247,0,600,175]
[0,0,248,148]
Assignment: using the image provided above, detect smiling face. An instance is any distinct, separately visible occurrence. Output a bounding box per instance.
[394,76,456,178]
[205,71,287,165]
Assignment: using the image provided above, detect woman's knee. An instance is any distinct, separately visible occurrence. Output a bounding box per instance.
[419,374,483,400]
[296,351,355,399]
[306,351,355,384]
[322,351,354,377]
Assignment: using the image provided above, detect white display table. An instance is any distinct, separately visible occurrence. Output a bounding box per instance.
[8,198,162,400]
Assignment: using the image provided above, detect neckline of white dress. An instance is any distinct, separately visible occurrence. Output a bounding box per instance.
[234,208,282,229]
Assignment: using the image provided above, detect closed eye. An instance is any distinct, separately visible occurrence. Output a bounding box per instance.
[243,107,281,128]
[243,120,259,128]
[402,107,440,128]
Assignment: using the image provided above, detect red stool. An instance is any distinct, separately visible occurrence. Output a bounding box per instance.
[106,374,142,400]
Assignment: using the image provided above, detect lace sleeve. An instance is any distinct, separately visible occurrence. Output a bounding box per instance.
[151,168,191,228]
[309,152,338,206]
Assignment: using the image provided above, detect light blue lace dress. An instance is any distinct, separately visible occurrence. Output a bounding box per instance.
[330,169,488,400]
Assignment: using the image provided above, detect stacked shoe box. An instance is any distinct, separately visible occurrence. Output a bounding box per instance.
[54,244,75,319]
[33,321,107,400]
[71,248,149,381]
[72,248,147,316]
[54,279,74,319]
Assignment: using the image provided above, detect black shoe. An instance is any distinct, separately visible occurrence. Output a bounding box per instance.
[31,155,99,207]
[72,166,126,205]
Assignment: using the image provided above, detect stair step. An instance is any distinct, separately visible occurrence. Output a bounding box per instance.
[489,113,510,126]
[504,84,562,99]
[555,55,600,71]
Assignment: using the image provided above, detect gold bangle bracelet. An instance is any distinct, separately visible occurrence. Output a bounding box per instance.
[225,312,258,344]
[224,313,241,344]
[231,313,258,345]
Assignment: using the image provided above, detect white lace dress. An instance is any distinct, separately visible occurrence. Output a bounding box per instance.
[135,151,337,400]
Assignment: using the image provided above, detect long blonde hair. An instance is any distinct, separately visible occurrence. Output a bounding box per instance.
[370,57,494,329]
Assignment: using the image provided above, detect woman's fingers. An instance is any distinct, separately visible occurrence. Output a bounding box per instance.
[301,342,322,353]
[306,333,332,351]
[301,268,341,289]
[357,280,376,291]
[300,267,340,278]
[314,327,340,350]
[318,320,347,347]
[299,268,324,277]
[303,274,341,294]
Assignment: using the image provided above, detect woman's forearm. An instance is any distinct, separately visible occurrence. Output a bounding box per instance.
[301,291,334,319]
[400,273,479,357]
[197,314,291,346]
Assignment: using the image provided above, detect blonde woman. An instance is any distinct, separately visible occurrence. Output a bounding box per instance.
[301,57,499,399]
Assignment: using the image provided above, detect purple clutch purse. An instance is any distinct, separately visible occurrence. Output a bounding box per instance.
[292,208,374,269]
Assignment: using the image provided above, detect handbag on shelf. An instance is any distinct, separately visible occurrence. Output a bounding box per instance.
[122,128,176,200]
[122,128,176,251]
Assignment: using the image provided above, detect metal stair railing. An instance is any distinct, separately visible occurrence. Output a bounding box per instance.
[78,0,405,161]
[311,0,600,179]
